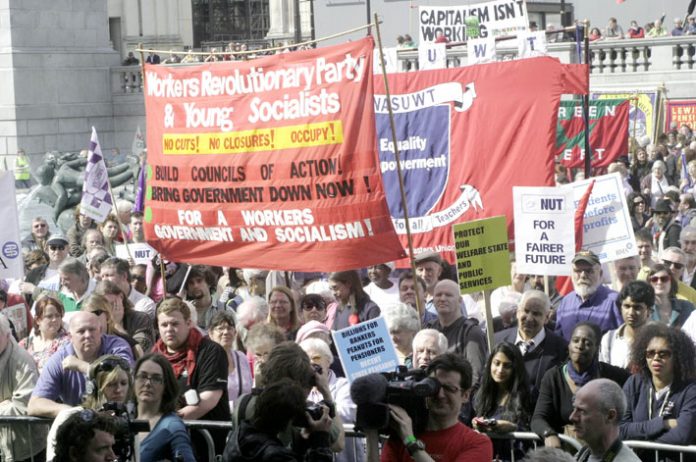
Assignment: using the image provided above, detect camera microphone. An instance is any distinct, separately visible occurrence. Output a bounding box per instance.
[350,373,388,405]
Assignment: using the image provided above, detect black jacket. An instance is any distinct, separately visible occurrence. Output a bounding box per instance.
[494,327,568,400]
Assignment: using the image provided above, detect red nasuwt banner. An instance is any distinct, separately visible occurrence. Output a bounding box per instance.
[373,58,588,264]
[143,38,406,271]
[665,99,696,132]
[555,99,630,169]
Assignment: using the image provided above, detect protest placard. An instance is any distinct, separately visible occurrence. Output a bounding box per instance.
[0,172,23,280]
[513,186,575,276]
[572,172,636,263]
[452,216,510,294]
[419,0,528,43]
[332,317,400,383]
[556,99,630,169]
[4,304,27,339]
[374,57,588,266]
[115,242,157,265]
[143,38,405,271]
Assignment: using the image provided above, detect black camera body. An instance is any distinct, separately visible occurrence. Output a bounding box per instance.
[100,402,150,461]
[354,367,441,434]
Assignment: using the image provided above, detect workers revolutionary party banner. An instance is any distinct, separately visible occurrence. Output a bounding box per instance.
[591,90,659,142]
[555,99,630,169]
[373,57,588,264]
[665,99,696,132]
[143,38,406,271]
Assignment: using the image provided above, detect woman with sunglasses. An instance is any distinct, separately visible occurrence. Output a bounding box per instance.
[19,295,70,373]
[532,322,630,449]
[208,311,253,406]
[474,342,532,461]
[648,264,694,329]
[134,353,195,462]
[46,354,133,461]
[620,323,696,456]
[628,192,650,231]
[300,293,328,324]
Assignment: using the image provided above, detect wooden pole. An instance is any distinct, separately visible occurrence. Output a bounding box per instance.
[374,14,423,326]
[483,289,494,353]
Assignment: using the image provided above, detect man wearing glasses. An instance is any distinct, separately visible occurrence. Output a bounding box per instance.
[555,250,622,342]
[652,199,681,256]
[377,353,492,461]
[658,247,696,305]
[21,216,51,254]
[21,234,71,304]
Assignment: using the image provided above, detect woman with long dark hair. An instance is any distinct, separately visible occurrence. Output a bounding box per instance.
[621,323,696,460]
[628,192,650,231]
[326,270,380,330]
[474,342,532,460]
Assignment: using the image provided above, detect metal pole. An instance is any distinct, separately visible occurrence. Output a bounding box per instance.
[582,19,592,179]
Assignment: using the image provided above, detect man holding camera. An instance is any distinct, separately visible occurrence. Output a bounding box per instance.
[379,353,492,461]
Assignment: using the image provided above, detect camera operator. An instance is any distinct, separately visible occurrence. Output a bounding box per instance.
[54,409,118,462]
[230,342,345,457]
[225,378,334,461]
[378,353,492,461]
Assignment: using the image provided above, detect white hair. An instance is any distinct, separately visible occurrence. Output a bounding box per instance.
[382,302,420,333]
[236,295,268,328]
[412,328,447,354]
[299,337,334,363]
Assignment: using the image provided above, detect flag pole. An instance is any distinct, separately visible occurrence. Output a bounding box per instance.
[582,19,592,179]
[107,185,134,261]
[374,14,423,326]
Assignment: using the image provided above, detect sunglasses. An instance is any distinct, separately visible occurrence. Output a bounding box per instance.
[645,349,672,360]
[33,224,47,228]
[633,200,644,205]
[94,357,131,375]
[49,245,66,251]
[302,304,326,311]
[649,275,670,284]
[662,260,684,270]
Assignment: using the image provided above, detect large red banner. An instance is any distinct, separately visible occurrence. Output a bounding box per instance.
[143,38,406,271]
[555,99,630,169]
[665,99,696,132]
[374,58,588,264]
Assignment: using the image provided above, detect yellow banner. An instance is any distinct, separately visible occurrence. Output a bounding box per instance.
[162,121,344,155]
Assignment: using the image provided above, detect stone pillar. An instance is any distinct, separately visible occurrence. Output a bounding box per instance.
[266,0,295,41]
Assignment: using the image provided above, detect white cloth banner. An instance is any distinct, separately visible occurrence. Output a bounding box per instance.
[467,37,496,64]
[373,47,400,74]
[517,31,548,58]
[0,171,23,280]
[418,43,447,70]
[81,127,113,223]
[419,0,529,43]
[374,82,477,114]
[513,186,575,276]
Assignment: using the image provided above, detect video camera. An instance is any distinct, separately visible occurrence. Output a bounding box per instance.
[350,366,441,434]
[99,402,150,462]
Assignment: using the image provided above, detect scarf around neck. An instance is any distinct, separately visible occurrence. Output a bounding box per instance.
[566,359,599,387]
[153,327,204,385]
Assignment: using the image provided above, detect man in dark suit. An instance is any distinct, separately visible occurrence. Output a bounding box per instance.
[494,289,567,399]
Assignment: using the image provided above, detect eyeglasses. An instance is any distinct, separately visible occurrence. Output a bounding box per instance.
[33,224,47,228]
[302,304,326,311]
[213,324,235,333]
[90,309,107,317]
[649,275,670,284]
[49,245,66,251]
[135,372,164,385]
[662,259,685,270]
[645,349,672,360]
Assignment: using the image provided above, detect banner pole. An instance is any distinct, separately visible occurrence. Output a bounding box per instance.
[483,289,494,354]
[107,184,134,261]
[374,14,423,327]
[582,19,592,179]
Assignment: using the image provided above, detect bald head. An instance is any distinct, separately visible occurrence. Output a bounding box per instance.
[69,312,102,361]
[433,279,462,324]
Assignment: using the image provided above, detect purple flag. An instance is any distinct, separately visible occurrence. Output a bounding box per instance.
[80,127,113,222]
[133,163,146,213]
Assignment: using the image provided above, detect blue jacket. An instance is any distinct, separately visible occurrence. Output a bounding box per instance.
[620,374,696,445]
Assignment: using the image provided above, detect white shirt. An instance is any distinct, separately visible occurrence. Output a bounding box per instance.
[600,324,631,368]
[129,288,156,319]
[363,280,400,310]
[514,327,546,354]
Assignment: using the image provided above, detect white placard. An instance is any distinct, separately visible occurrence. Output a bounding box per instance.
[514,186,575,276]
[572,172,637,263]
[0,171,24,280]
[418,43,447,70]
[466,37,496,65]
[517,31,547,58]
[373,47,400,74]
[115,242,157,265]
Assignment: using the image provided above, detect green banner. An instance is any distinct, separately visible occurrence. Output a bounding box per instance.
[452,215,511,294]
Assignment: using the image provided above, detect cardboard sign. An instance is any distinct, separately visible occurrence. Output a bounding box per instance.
[115,242,157,265]
[513,186,575,276]
[332,317,400,382]
[4,303,27,339]
[572,172,637,263]
[452,215,510,294]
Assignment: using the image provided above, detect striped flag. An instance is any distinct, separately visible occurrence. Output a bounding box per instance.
[80,127,113,223]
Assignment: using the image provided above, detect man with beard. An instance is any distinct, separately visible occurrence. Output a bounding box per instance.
[652,199,682,255]
[680,226,696,288]
[377,353,492,461]
[183,265,224,331]
[554,251,622,341]
[495,290,567,399]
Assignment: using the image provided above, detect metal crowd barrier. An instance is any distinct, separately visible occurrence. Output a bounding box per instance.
[625,440,696,462]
